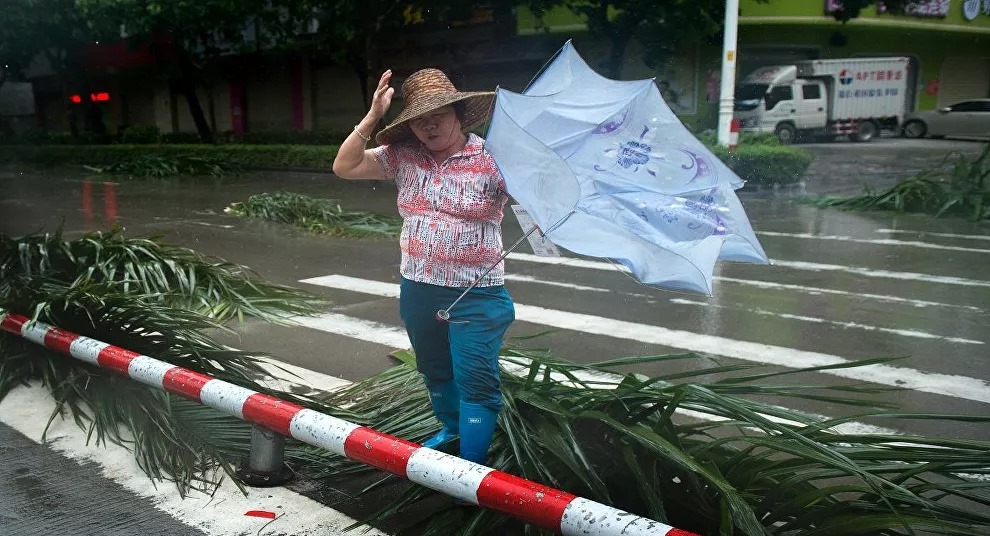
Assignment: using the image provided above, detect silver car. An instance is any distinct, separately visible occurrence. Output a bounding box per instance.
[902,99,990,140]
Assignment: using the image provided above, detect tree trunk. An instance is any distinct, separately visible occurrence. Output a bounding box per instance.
[349,50,370,107]
[45,50,78,137]
[174,44,214,143]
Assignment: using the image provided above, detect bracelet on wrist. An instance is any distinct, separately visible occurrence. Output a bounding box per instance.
[354,125,371,142]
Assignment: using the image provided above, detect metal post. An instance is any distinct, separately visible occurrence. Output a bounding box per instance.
[238,424,293,486]
[717,0,740,147]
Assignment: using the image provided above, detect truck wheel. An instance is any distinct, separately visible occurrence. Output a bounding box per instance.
[852,121,878,142]
[902,120,926,139]
[775,124,797,145]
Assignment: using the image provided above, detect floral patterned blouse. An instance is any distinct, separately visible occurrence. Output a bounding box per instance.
[373,133,508,288]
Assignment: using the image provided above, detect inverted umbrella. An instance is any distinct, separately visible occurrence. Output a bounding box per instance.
[484,41,769,296]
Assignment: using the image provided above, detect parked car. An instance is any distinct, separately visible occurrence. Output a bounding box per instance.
[902,99,990,140]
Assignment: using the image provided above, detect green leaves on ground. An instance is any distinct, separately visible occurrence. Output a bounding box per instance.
[0,229,325,493]
[305,348,990,536]
[226,191,402,238]
[85,154,238,179]
[2,230,988,535]
[2,229,321,323]
[809,143,990,221]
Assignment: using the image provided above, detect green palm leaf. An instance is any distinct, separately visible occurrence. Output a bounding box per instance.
[225,191,402,238]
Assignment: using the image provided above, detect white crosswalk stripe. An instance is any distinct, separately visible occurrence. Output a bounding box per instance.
[298,274,990,405]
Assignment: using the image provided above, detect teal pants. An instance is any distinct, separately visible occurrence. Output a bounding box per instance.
[398,277,515,412]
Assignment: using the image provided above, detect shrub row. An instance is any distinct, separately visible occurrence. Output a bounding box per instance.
[0,144,338,171]
[1,125,353,146]
[0,141,812,185]
[709,144,814,186]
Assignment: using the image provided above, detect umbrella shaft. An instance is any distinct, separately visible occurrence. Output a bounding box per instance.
[438,211,574,321]
[438,224,541,320]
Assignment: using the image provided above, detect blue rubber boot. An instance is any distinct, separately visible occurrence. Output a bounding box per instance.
[422,381,459,450]
[458,401,499,465]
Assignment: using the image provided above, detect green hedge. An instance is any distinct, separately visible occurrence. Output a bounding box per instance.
[0,144,338,170]
[0,127,351,146]
[708,144,813,186]
[0,141,811,185]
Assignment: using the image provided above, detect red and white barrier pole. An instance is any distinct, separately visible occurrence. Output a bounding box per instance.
[0,310,698,536]
[728,118,740,152]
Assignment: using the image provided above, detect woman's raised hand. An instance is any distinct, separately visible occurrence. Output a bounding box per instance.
[369,70,395,121]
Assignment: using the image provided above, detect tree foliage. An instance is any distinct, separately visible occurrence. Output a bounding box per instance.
[304,0,517,106]
[0,0,92,133]
[76,0,309,142]
[527,0,770,79]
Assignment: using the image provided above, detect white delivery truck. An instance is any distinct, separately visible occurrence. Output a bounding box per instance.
[734,57,912,144]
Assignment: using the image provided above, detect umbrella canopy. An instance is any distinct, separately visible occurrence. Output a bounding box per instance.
[485,41,770,295]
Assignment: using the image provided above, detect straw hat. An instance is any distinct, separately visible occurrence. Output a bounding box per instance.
[375,68,495,145]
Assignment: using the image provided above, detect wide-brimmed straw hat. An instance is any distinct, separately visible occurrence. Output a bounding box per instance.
[375,68,495,145]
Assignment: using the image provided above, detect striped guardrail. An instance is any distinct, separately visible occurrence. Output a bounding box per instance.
[0,310,697,536]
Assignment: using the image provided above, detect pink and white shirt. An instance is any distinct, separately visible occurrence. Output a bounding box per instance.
[373,133,508,288]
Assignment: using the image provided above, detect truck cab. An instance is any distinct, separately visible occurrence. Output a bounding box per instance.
[734,66,828,144]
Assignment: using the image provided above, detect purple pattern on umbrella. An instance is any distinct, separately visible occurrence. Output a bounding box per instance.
[595,123,655,172]
[683,191,727,236]
[617,141,651,169]
[592,110,628,135]
[676,148,716,183]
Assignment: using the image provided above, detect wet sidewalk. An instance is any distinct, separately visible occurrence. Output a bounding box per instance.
[0,421,207,536]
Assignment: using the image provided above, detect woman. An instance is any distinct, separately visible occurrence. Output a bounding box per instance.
[332,68,515,465]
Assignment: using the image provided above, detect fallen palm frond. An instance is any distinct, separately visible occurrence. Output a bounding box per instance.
[301,348,990,536]
[2,231,988,535]
[85,154,238,179]
[224,191,402,238]
[0,230,323,494]
[1,229,321,324]
[808,143,990,221]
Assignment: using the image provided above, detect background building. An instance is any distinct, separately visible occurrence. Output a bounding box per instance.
[4,1,988,138]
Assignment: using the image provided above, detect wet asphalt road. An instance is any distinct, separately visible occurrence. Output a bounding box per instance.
[1,137,988,448]
[0,421,208,536]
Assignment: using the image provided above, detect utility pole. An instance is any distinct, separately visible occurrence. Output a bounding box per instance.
[717,0,739,147]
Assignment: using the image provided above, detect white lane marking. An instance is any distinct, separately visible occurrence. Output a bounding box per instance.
[0,383,385,536]
[288,309,410,348]
[254,355,352,393]
[301,275,990,405]
[505,274,613,293]
[282,312,990,482]
[668,298,983,345]
[757,231,990,254]
[716,276,984,312]
[507,252,990,289]
[279,312,904,437]
[183,221,236,229]
[771,259,990,288]
[506,269,982,312]
[877,229,990,242]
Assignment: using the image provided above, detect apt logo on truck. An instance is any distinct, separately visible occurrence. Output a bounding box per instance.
[839,70,854,85]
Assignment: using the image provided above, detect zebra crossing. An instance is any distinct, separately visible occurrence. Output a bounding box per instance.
[296,274,990,404]
[275,225,990,443]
